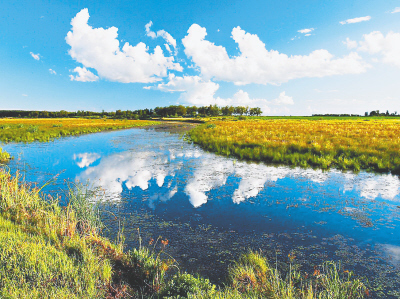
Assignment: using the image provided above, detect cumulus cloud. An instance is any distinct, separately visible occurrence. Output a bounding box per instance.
[391,7,400,14]
[151,74,219,105]
[30,52,40,60]
[151,74,273,112]
[343,37,358,49]
[145,21,177,54]
[340,16,371,25]
[357,31,400,67]
[66,8,181,83]
[49,69,57,75]
[273,91,294,105]
[217,90,272,113]
[69,66,99,82]
[182,24,369,85]
[298,28,314,34]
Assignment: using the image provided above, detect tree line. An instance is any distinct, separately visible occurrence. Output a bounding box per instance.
[313,110,399,117]
[0,105,262,119]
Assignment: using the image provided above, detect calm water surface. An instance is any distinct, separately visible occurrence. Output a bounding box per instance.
[3,128,400,297]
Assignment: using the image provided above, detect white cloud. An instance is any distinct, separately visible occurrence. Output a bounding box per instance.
[151,74,272,112]
[22,94,28,97]
[164,43,172,54]
[66,9,181,83]
[340,16,371,25]
[182,24,369,85]
[145,21,177,54]
[49,69,57,75]
[343,37,358,49]
[69,66,99,82]
[273,91,294,105]
[73,153,101,168]
[218,90,272,113]
[298,28,314,34]
[358,31,400,67]
[30,52,40,60]
[344,173,400,201]
[391,7,400,14]
[305,34,311,37]
[151,74,219,105]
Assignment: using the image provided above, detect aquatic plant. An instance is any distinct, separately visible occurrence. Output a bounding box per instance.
[187,118,400,174]
[0,148,10,163]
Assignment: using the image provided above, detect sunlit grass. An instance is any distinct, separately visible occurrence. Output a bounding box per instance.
[0,118,160,164]
[188,118,400,174]
[0,118,160,143]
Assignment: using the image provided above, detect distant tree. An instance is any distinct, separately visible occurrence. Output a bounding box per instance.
[249,107,262,116]
[208,104,220,116]
[198,106,207,116]
[186,106,197,117]
[235,106,246,116]
[176,105,187,116]
[370,110,379,116]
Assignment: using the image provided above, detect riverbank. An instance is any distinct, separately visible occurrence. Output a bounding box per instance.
[187,118,400,174]
[0,118,161,163]
[0,169,368,298]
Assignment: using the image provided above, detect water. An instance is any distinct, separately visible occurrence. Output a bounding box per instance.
[3,127,400,297]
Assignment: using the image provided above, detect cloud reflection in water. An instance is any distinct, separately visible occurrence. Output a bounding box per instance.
[75,146,400,207]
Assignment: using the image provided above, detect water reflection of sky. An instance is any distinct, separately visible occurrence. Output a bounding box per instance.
[3,128,400,297]
[74,137,400,208]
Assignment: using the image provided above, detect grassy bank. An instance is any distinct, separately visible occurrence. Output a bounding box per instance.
[0,118,160,163]
[0,170,368,298]
[0,118,160,143]
[187,118,400,174]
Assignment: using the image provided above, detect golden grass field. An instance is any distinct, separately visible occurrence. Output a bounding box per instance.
[188,118,400,173]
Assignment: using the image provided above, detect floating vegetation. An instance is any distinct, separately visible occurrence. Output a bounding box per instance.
[187,118,400,174]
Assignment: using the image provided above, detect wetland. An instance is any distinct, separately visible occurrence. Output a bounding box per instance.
[2,122,400,298]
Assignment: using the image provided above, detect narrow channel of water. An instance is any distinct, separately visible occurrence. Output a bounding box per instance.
[3,127,400,298]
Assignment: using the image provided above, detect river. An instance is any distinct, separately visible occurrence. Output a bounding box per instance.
[3,126,400,298]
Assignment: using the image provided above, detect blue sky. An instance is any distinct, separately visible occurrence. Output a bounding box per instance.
[1,0,400,115]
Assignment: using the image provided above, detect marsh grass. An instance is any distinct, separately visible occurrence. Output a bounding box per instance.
[0,148,10,162]
[0,117,159,165]
[187,118,400,174]
[0,118,160,143]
